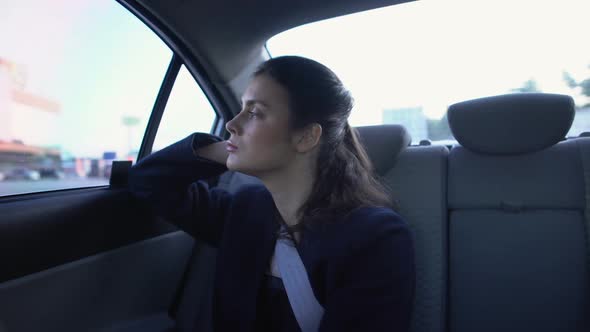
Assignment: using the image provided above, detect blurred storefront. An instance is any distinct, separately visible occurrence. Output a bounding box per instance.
[0,57,62,175]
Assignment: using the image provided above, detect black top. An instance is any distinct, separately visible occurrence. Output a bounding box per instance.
[255,274,300,332]
[128,133,415,332]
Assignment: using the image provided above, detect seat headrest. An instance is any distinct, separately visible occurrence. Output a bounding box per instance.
[448,93,575,155]
[355,124,411,176]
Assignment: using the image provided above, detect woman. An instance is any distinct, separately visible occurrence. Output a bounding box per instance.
[129,56,414,331]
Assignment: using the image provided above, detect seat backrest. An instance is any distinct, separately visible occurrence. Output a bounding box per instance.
[356,125,450,332]
[446,93,590,332]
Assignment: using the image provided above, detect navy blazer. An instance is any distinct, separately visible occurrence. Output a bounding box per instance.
[128,133,415,332]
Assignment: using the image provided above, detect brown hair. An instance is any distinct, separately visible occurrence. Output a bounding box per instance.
[254,56,393,230]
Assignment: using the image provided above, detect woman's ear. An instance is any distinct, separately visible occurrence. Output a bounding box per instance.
[293,123,322,153]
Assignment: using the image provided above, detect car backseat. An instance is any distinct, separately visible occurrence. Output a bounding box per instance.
[446,93,590,332]
[172,94,589,332]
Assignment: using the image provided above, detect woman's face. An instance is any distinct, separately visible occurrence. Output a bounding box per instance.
[225,74,297,176]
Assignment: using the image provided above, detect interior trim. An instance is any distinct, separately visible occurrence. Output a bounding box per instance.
[138,55,182,160]
[0,231,194,332]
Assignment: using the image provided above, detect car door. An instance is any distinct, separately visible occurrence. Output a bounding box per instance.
[0,1,223,331]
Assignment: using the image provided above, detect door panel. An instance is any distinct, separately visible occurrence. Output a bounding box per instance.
[0,230,193,332]
[0,188,195,331]
[0,188,177,282]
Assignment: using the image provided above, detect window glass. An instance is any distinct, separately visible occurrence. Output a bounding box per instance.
[267,0,590,143]
[0,0,171,196]
[152,65,217,152]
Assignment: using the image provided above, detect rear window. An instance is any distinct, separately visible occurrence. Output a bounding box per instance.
[267,0,590,144]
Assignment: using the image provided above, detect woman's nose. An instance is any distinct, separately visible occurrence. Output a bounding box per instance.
[226,116,239,136]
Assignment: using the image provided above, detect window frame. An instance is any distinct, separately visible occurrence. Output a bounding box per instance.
[137,55,182,158]
[118,0,231,162]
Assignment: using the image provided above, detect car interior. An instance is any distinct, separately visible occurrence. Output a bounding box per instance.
[0,0,589,331]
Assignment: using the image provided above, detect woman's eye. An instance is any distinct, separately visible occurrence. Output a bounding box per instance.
[247,110,258,119]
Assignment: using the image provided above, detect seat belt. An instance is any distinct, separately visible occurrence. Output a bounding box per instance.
[272,233,325,332]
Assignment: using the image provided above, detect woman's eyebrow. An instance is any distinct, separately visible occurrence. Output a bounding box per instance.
[241,98,270,108]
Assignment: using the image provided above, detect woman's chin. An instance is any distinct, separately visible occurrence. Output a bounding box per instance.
[226,155,244,172]
[226,159,237,171]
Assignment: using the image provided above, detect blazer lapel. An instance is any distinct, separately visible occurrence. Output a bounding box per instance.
[213,187,279,331]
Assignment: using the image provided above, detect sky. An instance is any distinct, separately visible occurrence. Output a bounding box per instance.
[1,0,589,157]
[268,0,590,124]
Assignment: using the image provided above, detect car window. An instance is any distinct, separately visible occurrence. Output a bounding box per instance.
[0,1,171,196]
[152,65,217,152]
[267,0,590,143]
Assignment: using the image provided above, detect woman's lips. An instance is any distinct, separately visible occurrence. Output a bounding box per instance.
[226,141,238,152]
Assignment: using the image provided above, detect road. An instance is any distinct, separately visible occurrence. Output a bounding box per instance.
[0,178,109,196]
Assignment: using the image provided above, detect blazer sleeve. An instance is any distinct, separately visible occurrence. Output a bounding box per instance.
[319,209,415,332]
[128,133,231,247]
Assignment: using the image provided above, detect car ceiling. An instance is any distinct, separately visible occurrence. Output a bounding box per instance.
[135,0,414,87]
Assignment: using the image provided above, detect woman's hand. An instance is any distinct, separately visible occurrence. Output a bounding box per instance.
[195,140,230,165]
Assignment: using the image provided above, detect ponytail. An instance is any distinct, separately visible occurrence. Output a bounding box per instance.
[294,122,394,231]
[342,123,373,173]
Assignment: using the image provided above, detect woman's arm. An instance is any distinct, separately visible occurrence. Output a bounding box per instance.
[128,133,232,247]
[319,208,415,332]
